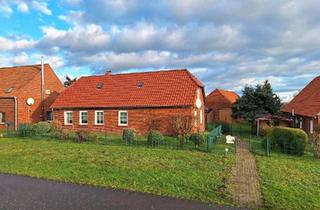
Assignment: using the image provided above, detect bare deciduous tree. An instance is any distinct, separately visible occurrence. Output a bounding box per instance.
[171,115,194,145]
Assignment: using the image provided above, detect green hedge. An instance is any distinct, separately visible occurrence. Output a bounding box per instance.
[122,129,136,145]
[147,130,163,147]
[265,126,308,156]
[189,133,205,148]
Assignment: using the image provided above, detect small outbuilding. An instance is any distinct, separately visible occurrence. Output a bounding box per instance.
[206,89,239,124]
[255,115,292,136]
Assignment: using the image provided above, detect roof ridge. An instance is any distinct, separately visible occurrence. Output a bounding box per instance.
[184,70,204,87]
[0,63,50,70]
[206,88,219,97]
[78,69,190,79]
[112,69,187,76]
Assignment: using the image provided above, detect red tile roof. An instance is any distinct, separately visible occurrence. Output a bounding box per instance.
[0,64,48,97]
[282,76,320,117]
[51,69,204,109]
[207,89,239,104]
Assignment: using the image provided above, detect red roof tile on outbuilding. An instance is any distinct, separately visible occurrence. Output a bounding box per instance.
[51,69,204,109]
[207,89,239,104]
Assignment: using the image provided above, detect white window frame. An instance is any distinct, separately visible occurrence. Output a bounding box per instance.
[194,110,197,126]
[200,109,203,124]
[310,119,314,134]
[0,112,5,124]
[79,111,88,125]
[118,111,128,126]
[95,111,104,125]
[64,111,73,125]
[299,118,303,129]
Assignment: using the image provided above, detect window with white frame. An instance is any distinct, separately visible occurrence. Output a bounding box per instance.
[310,119,314,134]
[200,110,203,124]
[64,111,73,125]
[95,111,104,125]
[79,111,88,125]
[118,111,128,126]
[194,110,197,126]
[0,112,5,124]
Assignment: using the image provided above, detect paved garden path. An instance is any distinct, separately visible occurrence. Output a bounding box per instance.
[231,140,263,209]
[0,173,238,210]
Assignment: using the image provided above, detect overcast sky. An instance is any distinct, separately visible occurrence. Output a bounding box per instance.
[0,0,319,102]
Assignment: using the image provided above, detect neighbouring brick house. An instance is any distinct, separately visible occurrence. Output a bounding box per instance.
[282,76,320,134]
[0,64,64,130]
[206,89,239,124]
[51,69,205,135]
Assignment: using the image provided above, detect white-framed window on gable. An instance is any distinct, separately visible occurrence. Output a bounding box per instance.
[95,111,104,125]
[194,110,197,126]
[64,111,73,125]
[79,111,88,125]
[118,111,128,126]
[0,112,5,124]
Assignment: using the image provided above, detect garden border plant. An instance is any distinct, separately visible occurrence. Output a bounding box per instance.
[263,126,308,156]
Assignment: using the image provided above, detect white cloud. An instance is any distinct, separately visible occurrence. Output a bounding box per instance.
[39,24,110,52]
[73,50,237,72]
[63,0,83,7]
[58,11,84,25]
[0,36,36,51]
[17,2,29,13]
[0,2,13,15]
[31,1,52,15]
[2,0,320,102]
[11,52,29,65]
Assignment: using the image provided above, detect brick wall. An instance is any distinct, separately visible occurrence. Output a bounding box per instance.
[218,108,233,124]
[0,98,15,130]
[53,106,205,136]
[16,65,64,125]
[206,93,234,123]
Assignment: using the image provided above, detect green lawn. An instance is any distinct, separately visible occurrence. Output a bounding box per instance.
[0,137,235,205]
[249,138,320,209]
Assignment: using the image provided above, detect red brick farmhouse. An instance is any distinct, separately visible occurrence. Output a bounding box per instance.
[51,69,205,135]
[206,89,239,124]
[282,76,320,134]
[0,64,64,130]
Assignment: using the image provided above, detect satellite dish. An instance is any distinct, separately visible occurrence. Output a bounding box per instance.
[196,98,202,109]
[26,98,35,106]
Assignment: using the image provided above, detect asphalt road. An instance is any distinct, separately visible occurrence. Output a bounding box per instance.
[0,173,238,210]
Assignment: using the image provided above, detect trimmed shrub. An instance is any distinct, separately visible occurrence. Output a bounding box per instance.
[147,130,163,147]
[267,126,308,156]
[51,129,72,140]
[49,120,63,133]
[122,129,136,145]
[18,123,33,137]
[189,133,205,148]
[31,122,51,135]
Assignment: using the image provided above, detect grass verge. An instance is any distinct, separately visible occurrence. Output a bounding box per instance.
[0,137,235,205]
[250,138,320,209]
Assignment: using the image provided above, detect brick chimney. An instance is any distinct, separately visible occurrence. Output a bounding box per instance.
[105,70,112,76]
